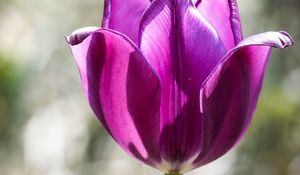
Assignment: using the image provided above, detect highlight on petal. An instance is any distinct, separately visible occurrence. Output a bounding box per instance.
[196,0,243,50]
[67,26,100,45]
[66,28,162,167]
[102,0,151,44]
[236,31,294,49]
[139,0,226,169]
[194,31,293,167]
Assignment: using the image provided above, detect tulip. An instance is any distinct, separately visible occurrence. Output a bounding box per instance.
[66,0,293,174]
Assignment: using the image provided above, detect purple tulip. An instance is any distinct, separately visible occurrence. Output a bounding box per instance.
[66,0,293,174]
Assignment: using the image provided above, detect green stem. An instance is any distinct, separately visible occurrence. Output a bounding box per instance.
[165,172,182,175]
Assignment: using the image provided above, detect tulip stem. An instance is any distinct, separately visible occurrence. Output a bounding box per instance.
[165,172,182,175]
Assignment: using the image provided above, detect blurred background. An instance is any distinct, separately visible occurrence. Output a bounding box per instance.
[0,0,299,175]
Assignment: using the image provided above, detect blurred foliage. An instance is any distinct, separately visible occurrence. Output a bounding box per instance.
[0,56,23,147]
[263,0,300,78]
[232,87,300,175]
[0,56,25,174]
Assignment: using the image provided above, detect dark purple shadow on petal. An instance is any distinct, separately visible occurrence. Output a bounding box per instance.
[194,0,201,7]
[86,34,111,134]
[126,51,162,164]
[195,51,251,165]
[86,32,161,166]
[160,99,202,170]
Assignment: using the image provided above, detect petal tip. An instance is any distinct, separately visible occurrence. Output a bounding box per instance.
[278,31,294,49]
[67,26,100,46]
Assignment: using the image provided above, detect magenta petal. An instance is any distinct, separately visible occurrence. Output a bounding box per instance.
[139,0,226,167]
[102,0,151,44]
[194,31,293,166]
[196,0,242,50]
[67,28,162,166]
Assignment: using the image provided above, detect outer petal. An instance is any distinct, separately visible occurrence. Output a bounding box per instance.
[102,0,151,44]
[66,28,162,167]
[194,31,293,167]
[139,0,226,169]
[195,0,242,50]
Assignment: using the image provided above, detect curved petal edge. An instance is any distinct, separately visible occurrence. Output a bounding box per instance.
[66,28,162,168]
[194,31,293,167]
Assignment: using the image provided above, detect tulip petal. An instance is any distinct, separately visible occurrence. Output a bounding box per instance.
[102,0,151,44]
[195,0,242,50]
[194,31,293,167]
[139,0,226,168]
[67,28,162,166]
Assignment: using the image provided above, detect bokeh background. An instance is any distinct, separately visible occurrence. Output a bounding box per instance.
[0,0,299,175]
